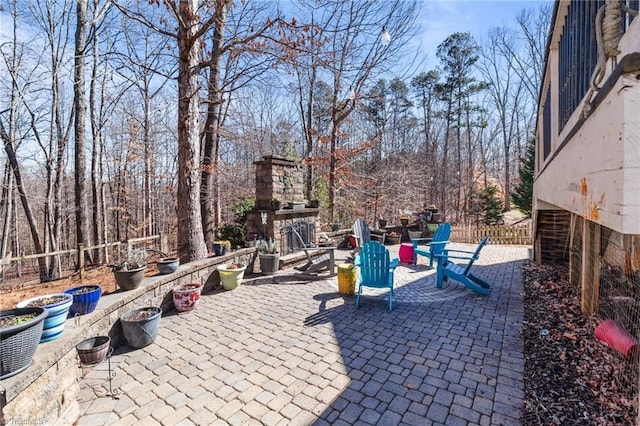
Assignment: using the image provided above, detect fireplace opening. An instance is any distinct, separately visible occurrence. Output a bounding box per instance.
[281,221,316,254]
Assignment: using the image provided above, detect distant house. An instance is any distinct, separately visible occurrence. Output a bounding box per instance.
[534,1,639,313]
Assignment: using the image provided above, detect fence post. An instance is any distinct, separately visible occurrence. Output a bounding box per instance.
[78,243,85,279]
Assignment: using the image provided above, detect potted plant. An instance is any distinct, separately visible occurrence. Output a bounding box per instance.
[400,215,410,227]
[217,263,247,290]
[245,232,258,248]
[64,284,102,316]
[172,282,203,311]
[112,248,147,291]
[287,201,306,210]
[386,232,401,245]
[120,306,162,349]
[157,257,179,275]
[75,336,111,365]
[408,230,422,240]
[257,238,280,275]
[16,293,73,343]
[212,240,231,256]
[0,307,47,379]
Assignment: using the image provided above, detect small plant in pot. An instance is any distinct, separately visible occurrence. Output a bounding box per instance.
[64,284,102,316]
[212,240,231,256]
[112,248,147,291]
[217,263,247,290]
[0,307,47,379]
[172,282,203,312]
[245,232,258,248]
[16,293,73,343]
[257,238,280,275]
[120,306,162,349]
[76,336,111,365]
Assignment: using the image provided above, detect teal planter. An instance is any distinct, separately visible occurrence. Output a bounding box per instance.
[16,293,72,343]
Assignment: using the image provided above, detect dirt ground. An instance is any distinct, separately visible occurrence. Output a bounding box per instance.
[0,264,161,310]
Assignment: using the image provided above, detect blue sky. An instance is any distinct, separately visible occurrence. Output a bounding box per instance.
[416,0,551,68]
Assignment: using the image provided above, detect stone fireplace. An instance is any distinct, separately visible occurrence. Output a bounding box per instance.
[246,156,320,255]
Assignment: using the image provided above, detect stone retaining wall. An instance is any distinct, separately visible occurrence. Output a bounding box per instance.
[0,249,257,426]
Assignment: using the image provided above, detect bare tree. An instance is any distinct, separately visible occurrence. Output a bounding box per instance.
[0,0,49,278]
[299,0,419,222]
[28,0,76,277]
[73,0,90,258]
[199,1,278,248]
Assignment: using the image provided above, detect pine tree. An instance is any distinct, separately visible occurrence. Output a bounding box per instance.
[512,139,535,218]
[479,185,504,225]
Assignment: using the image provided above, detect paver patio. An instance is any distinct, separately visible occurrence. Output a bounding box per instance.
[76,243,529,426]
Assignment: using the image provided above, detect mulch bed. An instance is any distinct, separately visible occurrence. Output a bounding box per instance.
[521,261,638,425]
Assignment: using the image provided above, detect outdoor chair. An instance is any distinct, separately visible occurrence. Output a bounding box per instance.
[355,241,399,311]
[292,229,336,276]
[412,222,451,268]
[435,235,491,296]
[351,218,386,252]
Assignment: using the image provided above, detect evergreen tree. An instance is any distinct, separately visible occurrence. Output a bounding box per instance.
[512,139,535,217]
[479,185,504,225]
[468,185,504,226]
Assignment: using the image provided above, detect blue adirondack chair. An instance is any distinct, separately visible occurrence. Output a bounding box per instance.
[412,222,451,268]
[355,241,399,311]
[435,235,491,296]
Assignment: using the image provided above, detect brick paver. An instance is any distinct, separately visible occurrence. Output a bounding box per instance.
[78,244,529,425]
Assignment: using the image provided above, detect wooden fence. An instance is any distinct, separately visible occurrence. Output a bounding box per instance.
[0,235,167,283]
[450,224,532,245]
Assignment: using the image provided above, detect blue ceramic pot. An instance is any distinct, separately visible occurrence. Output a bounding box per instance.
[157,258,179,275]
[213,244,228,256]
[64,285,102,316]
[16,293,73,343]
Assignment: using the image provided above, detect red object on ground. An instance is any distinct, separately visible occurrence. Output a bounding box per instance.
[595,319,637,357]
[399,243,414,264]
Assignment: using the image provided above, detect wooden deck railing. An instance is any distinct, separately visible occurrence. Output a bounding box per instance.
[450,224,532,245]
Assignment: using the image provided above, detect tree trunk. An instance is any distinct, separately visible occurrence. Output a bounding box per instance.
[90,13,103,262]
[176,0,207,262]
[74,0,90,260]
[0,163,13,263]
[0,121,46,277]
[143,94,153,237]
[201,4,227,248]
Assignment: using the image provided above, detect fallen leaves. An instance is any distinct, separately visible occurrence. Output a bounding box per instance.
[521,261,638,425]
